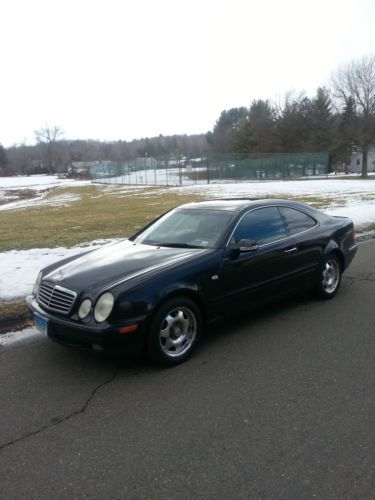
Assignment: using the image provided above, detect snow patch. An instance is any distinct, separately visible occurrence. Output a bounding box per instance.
[0,326,44,350]
[0,175,90,211]
[0,239,119,302]
[0,174,90,190]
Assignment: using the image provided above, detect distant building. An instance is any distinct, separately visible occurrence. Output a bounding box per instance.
[68,161,112,176]
[350,145,375,173]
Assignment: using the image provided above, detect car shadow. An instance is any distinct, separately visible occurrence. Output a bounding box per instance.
[199,290,314,353]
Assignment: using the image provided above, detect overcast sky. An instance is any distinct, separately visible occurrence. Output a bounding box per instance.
[1,0,375,147]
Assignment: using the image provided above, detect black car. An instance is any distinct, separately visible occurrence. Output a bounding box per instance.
[27,199,357,365]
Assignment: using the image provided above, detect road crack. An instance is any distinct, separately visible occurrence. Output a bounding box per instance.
[0,367,118,452]
[344,275,375,283]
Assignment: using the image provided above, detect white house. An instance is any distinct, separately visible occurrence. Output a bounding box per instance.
[350,145,375,173]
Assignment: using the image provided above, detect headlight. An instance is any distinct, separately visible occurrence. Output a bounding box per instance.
[78,299,92,319]
[94,292,114,323]
[33,271,43,295]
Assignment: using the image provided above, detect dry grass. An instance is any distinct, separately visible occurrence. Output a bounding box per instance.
[0,300,32,332]
[0,300,29,319]
[0,188,39,206]
[0,185,203,252]
[1,182,374,252]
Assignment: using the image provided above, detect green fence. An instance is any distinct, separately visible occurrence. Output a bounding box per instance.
[90,152,329,186]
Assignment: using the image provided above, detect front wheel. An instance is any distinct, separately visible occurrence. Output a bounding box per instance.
[314,254,342,299]
[147,297,202,366]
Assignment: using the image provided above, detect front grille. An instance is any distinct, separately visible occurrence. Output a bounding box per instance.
[38,281,77,315]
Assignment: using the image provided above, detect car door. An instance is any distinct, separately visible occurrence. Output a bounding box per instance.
[214,206,299,312]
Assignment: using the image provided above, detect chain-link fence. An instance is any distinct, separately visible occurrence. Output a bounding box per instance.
[90,152,329,186]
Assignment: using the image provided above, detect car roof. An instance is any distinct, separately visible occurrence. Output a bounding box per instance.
[177,198,315,213]
[177,199,263,212]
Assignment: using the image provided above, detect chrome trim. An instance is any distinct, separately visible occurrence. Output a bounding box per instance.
[37,281,77,315]
[284,247,298,254]
[225,204,319,249]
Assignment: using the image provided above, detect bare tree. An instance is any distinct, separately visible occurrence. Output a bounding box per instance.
[35,125,64,143]
[331,55,375,177]
[34,125,64,173]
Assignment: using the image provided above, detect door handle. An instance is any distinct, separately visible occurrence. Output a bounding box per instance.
[284,247,297,255]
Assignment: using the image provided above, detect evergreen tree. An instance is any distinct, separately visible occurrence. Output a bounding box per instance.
[275,94,310,152]
[210,107,248,152]
[0,143,8,169]
[235,100,277,153]
[307,87,334,152]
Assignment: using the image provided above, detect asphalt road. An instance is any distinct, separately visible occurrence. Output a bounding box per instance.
[1,241,374,499]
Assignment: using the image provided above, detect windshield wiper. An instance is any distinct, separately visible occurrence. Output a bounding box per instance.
[157,242,203,249]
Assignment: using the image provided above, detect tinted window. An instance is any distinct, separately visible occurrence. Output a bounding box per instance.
[279,207,316,235]
[232,207,287,245]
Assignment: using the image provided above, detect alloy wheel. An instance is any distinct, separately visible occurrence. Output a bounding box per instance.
[159,306,197,358]
[322,259,340,294]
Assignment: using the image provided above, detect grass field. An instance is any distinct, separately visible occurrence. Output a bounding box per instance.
[1,181,374,252]
[0,185,203,252]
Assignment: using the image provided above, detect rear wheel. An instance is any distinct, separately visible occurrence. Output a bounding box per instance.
[147,297,202,366]
[315,254,342,299]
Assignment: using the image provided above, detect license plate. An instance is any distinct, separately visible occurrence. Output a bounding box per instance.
[34,313,48,335]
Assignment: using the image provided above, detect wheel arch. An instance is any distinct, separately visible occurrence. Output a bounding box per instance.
[323,241,345,271]
[152,286,206,323]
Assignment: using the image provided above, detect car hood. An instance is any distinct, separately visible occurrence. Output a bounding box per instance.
[43,239,210,293]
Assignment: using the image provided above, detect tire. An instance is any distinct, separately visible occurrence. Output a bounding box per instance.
[147,297,202,366]
[314,254,342,300]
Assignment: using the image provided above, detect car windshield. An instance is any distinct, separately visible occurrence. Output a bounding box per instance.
[134,209,236,249]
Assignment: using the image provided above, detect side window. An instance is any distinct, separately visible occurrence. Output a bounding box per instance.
[279,207,317,235]
[232,207,287,245]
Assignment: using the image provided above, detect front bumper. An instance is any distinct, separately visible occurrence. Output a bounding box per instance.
[26,295,147,355]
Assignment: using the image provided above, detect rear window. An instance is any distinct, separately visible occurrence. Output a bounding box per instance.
[279,207,317,235]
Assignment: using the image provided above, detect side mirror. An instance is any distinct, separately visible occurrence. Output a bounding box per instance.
[231,239,259,256]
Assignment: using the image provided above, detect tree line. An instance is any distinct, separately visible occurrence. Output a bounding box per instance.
[1,55,374,178]
[0,133,211,177]
[208,55,375,178]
